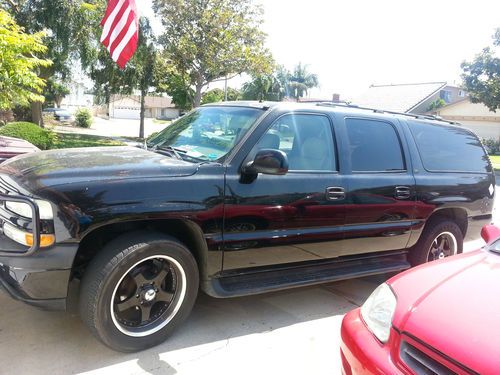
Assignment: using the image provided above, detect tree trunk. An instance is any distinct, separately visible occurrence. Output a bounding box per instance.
[193,83,204,107]
[139,88,146,139]
[31,101,44,127]
[105,89,111,118]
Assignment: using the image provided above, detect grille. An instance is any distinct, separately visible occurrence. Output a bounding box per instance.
[400,340,456,375]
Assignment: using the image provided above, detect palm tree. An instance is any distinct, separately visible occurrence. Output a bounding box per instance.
[288,63,319,100]
[242,74,281,101]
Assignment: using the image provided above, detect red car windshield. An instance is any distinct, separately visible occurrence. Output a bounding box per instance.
[488,240,500,254]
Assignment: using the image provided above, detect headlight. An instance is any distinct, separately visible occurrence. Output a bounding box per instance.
[360,283,397,343]
[3,222,55,247]
[5,200,53,220]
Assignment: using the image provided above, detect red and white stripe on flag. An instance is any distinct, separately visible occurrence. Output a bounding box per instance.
[100,0,139,69]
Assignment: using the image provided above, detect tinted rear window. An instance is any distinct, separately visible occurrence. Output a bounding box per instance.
[409,121,490,172]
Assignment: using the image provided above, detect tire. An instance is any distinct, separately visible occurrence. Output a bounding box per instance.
[79,231,199,352]
[409,218,463,266]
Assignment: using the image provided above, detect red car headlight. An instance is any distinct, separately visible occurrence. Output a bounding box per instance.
[360,283,397,343]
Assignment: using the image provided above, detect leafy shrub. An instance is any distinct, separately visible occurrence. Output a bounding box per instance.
[0,122,57,149]
[74,108,93,128]
[482,138,500,155]
[42,112,59,127]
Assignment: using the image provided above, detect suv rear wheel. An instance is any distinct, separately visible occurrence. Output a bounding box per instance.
[79,232,199,352]
[409,218,463,266]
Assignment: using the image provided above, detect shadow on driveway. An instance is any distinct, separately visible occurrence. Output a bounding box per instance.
[0,276,384,374]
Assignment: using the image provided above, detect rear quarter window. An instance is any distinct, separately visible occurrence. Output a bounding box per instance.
[408,120,490,173]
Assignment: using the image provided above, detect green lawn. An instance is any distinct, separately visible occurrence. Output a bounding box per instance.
[152,119,172,125]
[489,155,500,170]
[53,133,125,149]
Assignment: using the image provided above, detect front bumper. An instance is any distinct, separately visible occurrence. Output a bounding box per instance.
[340,308,408,375]
[0,242,78,310]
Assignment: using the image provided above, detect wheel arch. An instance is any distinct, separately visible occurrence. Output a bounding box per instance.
[429,207,468,237]
[72,218,210,283]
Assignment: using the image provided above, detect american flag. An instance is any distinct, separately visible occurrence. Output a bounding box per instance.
[100,0,139,69]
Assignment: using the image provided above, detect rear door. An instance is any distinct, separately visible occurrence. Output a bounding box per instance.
[341,116,417,254]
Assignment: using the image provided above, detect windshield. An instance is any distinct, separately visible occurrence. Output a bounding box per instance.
[147,106,263,161]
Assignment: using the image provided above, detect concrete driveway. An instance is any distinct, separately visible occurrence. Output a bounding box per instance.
[1,193,497,375]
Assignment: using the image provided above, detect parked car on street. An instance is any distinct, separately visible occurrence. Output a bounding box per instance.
[0,101,494,351]
[0,136,39,162]
[43,107,73,122]
[340,224,500,375]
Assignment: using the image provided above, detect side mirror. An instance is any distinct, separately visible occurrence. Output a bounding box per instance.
[243,149,289,176]
[481,224,500,244]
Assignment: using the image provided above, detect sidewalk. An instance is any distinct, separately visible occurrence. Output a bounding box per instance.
[54,117,169,139]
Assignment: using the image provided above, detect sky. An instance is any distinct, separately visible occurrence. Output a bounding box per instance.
[142,0,500,100]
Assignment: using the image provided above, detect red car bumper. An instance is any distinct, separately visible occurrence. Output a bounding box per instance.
[340,308,408,375]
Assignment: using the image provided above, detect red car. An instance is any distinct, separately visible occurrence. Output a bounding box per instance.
[340,225,500,375]
[0,136,39,162]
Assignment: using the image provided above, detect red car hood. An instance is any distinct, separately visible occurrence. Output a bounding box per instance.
[390,249,500,373]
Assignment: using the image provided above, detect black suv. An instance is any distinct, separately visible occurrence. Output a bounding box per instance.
[0,102,494,351]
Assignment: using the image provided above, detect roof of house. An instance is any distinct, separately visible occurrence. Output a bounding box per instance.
[352,82,447,113]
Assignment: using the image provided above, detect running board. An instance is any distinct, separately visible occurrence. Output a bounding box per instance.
[206,251,410,298]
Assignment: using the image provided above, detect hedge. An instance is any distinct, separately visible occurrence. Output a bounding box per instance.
[0,122,57,150]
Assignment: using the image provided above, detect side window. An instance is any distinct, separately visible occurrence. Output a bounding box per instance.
[255,114,337,171]
[408,120,490,173]
[346,118,405,172]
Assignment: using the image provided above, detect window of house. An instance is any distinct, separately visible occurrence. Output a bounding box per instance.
[254,114,337,171]
[458,90,465,97]
[346,118,405,172]
[440,90,453,103]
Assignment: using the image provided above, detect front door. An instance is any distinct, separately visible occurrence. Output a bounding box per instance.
[341,117,417,254]
[222,112,347,273]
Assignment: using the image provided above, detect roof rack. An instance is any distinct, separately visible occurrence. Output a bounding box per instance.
[315,102,460,125]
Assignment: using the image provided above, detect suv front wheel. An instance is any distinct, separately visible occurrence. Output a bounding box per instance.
[79,232,199,352]
[409,218,463,266]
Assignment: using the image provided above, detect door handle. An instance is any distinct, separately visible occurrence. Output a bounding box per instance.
[326,187,346,201]
[395,186,411,200]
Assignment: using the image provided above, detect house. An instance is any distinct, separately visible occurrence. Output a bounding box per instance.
[428,99,500,139]
[61,66,94,111]
[353,82,466,114]
[62,79,94,110]
[109,95,180,120]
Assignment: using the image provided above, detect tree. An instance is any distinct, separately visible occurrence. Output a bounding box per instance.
[242,73,281,101]
[202,87,241,104]
[427,98,446,112]
[153,0,274,107]
[129,18,157,139]
[201,88,224,105]
[44,79,70,108]
[78,3,160,138]
[79,0,137,108]
[155,65,195,111]
[288,63,319,100]
[461,28,500,111]
[226,87,241,101]
[0,9,51,110]
[1,0,96,124]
